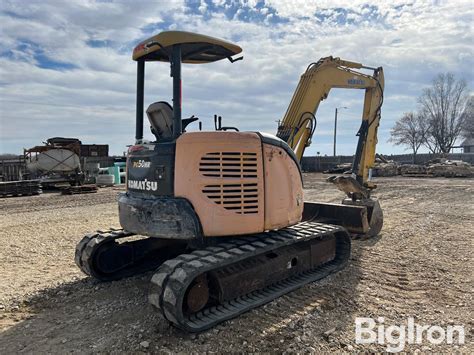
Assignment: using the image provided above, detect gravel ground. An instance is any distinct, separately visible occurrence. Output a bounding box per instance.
[0,174,472,352]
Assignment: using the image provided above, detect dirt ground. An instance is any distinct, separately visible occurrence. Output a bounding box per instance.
[0,173,472,353]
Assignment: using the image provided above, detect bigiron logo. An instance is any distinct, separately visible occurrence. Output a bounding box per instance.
[132,160,151,168]
[128,179,158,191]
[355,317,465,352]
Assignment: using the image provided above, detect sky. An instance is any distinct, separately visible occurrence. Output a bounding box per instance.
[0,0,473,156]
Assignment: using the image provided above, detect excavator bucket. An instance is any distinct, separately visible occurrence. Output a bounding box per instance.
[322,175,384,238]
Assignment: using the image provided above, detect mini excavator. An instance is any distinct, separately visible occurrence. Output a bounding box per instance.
[75,31,384,332]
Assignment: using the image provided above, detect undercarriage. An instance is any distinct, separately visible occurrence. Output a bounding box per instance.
[75,220,350,332]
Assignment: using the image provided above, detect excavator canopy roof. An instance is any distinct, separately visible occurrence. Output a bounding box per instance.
[132,31,242,63]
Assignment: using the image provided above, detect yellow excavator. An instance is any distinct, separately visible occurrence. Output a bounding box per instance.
[75,31,384,332]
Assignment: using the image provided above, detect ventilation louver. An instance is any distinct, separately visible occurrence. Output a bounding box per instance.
[202,183,259,214]
[200,152,259,214]
[199,152,257,178]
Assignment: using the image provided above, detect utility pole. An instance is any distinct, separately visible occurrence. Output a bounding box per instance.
[333,106,348,156]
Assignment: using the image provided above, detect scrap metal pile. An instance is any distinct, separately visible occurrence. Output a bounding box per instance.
[0,180,42,197]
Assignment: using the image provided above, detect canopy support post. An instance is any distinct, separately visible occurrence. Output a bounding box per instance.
[135,59,145,141]
[171,45,182,139]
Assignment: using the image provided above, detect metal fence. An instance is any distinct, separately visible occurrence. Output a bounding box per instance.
[301,153,474,172]
[0,156,26,181]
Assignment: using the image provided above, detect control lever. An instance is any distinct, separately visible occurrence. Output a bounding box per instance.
[182,115,199,132]
[220,127,239,132]
[212,114,239,131]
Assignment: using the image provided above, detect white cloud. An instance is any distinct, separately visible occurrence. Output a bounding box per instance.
[198,0,208,14]
[0,0,472,156]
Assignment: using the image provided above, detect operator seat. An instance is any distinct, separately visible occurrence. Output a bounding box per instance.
[146,101,199,140]
[147,101,174,140]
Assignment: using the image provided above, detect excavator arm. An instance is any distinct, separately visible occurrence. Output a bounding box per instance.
[276,56,384,193]
[277,56,385,237]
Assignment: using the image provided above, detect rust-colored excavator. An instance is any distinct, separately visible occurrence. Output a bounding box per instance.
[75,31,384,332]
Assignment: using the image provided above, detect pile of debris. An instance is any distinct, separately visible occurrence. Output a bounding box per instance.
[323,155,473,178]
[400,158,473,178]
[323,163,351,174]
[0,180,42,197]
[399,164,427,176]
[426,159,473,178]
[372,162,398,177]
[323,155,400,177]
[371,154,398,177]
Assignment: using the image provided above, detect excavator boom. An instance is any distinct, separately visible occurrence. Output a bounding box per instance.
[277,56,384,190]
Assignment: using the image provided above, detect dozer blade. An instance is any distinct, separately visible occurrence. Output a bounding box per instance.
[342,197,383,238]
[302,201,369,234]
[303,199,383,238]
[323,174,383,238]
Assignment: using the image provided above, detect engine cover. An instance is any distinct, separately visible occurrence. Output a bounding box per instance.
[174,132,304,237]
[120,132,304,239]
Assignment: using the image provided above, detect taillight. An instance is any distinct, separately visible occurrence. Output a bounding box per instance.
[128,145,145,153]
[133,43,145,55]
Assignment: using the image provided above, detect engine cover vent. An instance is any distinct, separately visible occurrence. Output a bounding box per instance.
[202,183,259,214]
[199,152,257,178]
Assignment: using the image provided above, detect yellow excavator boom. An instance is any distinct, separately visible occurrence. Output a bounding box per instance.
[276,56,384,190]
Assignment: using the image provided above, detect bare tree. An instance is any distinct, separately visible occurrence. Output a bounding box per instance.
[390,112,426,162]
[419,113,440,154]
[418,73,469,153]
[461,96,474,139]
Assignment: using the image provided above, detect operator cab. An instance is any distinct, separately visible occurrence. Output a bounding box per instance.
[133,31,243,143]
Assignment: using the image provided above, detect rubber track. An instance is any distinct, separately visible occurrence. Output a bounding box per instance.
[75,228,135,280]
[149,221,350,332]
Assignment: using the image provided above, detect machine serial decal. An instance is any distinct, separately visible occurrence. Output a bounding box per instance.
[132,160,151,168]
[128,179,158,191]
[348,78,365,85]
